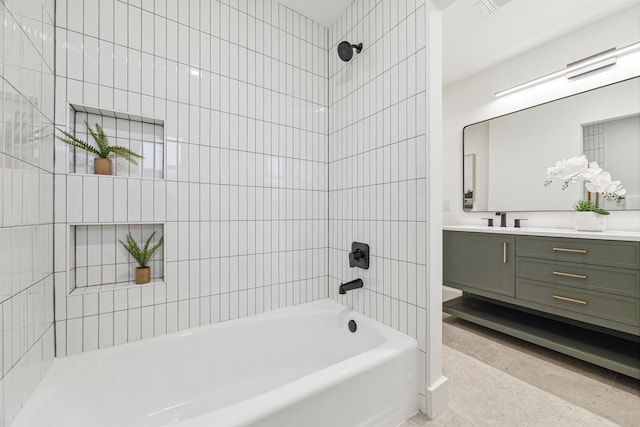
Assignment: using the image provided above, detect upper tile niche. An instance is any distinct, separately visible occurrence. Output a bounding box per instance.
[66,104,165,179]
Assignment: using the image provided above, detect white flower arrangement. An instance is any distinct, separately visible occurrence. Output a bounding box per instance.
[544,154,626,215]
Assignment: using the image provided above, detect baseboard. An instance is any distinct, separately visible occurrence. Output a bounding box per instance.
[422,376,448,418]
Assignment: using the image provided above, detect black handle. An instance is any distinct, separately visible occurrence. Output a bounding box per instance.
[481,218,494,227]
[514,219,527,228]
[349,242,369,269]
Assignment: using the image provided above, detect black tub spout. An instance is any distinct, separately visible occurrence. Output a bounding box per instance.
[339,278,363,294]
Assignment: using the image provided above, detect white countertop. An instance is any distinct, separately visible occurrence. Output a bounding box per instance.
[443,225,640,242]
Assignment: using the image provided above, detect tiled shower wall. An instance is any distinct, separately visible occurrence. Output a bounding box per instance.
[0,0,56,425]
[327,0,429,400]
[54,0,329,356]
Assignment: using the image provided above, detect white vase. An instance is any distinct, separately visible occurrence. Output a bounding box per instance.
[574,211,606,232]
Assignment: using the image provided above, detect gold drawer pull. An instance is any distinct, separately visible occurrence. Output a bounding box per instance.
[503,242,507,264]
[552,271,588,279]
[553,247,587,254]
[553,295,588,305]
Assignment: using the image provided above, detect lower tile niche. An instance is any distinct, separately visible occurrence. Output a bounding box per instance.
[69,223,165,291]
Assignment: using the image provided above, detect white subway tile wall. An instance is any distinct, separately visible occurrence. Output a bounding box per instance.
[582,123,605,203]
[54,0,330,357]
[327,0,428,399]
[0,0,57,425]
[582,122,606,172]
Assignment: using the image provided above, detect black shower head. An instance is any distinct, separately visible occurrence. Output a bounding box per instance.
[337,41,363,62]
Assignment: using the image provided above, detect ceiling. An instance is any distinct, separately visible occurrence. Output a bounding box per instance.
[442,0,640,86]
[277,0,351,27]
[279,0,640,86]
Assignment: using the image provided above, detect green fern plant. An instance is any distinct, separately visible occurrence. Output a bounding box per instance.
[56,121,142,164]
[573,200,609,215]
[119,231,164,268]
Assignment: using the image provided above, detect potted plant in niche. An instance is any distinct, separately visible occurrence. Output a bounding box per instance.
[119,231,164,284]
[544,155,626,231]
[56,121,142,175]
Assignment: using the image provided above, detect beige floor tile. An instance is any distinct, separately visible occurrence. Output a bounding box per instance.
[401,314,639,427]
[401,408,457,426]
[442,415,476,427]
[444,345,618,427]
[443,316,640,426]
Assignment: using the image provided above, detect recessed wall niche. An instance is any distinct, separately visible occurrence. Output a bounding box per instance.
[68,104,165,179]
[69,223,165,292]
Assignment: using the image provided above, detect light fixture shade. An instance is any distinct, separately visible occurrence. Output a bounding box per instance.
[566,57,617,79]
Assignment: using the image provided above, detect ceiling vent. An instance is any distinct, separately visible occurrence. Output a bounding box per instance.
[473,0,511,17]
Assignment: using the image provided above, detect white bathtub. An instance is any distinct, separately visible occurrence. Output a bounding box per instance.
[13,299,418,427]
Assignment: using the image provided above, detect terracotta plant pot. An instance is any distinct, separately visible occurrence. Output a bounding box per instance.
[135,266,151,284]
[94,158,112,175]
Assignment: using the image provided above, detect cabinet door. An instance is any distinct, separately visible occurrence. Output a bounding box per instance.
[444,231,515,297]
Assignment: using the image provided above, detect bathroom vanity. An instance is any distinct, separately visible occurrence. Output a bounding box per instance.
[443,225,640,379]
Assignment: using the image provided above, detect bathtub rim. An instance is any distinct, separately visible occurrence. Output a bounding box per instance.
[53,298,416,365]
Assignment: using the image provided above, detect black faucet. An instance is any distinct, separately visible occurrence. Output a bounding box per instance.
[339,278,363,294]
[495,212,507,227]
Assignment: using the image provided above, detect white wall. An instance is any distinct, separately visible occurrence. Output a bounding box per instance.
[53,0,330,356]
[444,5,640,231]
[0,1,56,425]
[327,0,441,413]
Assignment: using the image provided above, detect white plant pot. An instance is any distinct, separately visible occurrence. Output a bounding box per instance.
[574,211,607,232]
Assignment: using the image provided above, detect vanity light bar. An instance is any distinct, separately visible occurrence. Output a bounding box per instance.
[495,41,640,97]
[494,69,566,97]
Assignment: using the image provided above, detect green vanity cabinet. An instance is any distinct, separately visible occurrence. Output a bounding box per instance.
[443,231,515,297]
[443,228,640,379]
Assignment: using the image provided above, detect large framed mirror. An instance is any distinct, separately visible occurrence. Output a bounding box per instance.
[463,76,640,212]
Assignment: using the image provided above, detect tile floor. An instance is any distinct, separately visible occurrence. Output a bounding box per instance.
[401,314,640,427]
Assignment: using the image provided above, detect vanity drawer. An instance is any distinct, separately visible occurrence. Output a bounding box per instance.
[516,236,640,269]
[517,258,640,297]
[516,279,640,328]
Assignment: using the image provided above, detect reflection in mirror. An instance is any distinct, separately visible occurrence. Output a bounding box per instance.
[463,77,640,212]
[463,154,475,210]
[582,114,640,210]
